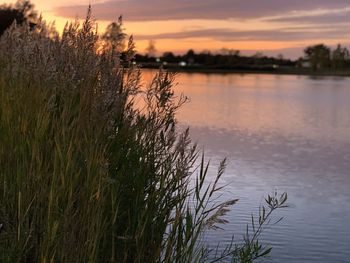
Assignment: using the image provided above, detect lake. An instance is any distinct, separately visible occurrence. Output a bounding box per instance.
[144,72,350,262]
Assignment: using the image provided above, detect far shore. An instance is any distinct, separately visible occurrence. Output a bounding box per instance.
[140,65,350,78]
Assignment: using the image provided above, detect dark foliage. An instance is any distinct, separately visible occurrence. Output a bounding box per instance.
[135,49,296,71]
[0,0,36,36]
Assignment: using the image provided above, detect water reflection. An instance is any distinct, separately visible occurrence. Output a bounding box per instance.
[142,71,350,262]
[171,73,350,144]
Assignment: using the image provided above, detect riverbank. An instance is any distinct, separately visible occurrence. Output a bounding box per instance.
[140,64,350,77]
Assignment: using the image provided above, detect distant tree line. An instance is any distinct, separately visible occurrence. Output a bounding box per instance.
[134,42,350,72]
[135,47,295,70]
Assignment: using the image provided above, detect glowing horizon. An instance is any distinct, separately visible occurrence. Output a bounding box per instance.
[2,0,350,58]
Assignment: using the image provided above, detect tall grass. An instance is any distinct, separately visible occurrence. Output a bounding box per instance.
[0,9,287,262]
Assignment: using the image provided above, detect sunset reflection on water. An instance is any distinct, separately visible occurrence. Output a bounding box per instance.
[142,70,350,262]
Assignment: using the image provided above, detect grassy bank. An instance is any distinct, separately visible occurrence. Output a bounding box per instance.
[0,11,287,263]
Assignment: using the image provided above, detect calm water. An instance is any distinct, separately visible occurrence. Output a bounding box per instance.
[145,72,350,262]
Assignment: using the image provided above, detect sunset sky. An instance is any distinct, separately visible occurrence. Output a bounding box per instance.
[2,0,350,58]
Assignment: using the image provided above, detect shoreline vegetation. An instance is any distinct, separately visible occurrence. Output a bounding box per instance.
[136,40,350,78]
[0,2,287,262]
[139,63,350,77]
[136,42,350,77]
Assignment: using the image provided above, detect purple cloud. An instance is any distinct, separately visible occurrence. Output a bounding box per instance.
[266,10,350,24]
[134,27,350,42]
[55,0,350,21]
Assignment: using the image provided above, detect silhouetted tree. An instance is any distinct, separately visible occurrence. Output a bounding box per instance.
[331,44,349,69]
[230,49,240,57]
[145,40,157,57]
[185,49,195,57]
[304,44,331,70]
[162,52,177,63]
[0,0,36,36]
[184,49,196,65]
[102,16,127,52]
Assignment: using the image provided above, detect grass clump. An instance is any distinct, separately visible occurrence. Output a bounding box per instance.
[0,8,287,263]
